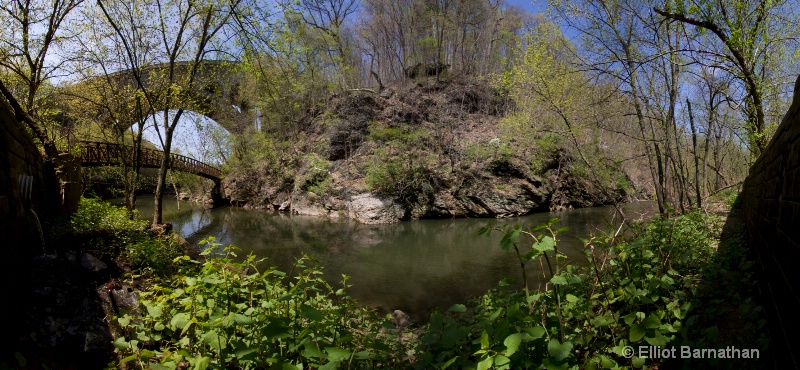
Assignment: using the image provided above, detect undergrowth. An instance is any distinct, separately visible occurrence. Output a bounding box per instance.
[108,205,765,369]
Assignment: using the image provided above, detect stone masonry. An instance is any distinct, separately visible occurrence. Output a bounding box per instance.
[741,75,800,369]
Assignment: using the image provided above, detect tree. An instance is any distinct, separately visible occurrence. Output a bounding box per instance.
[96,0,244,226]
[551,0,675,213]
[654,0,799,155]
[499,20,640,216]
[0,0,84,158]
[292,0,359,86]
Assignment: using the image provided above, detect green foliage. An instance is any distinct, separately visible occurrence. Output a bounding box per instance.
[364,147,434,202]
[68,197,183,276]
[368,123,429,146]
[110,210,765,368]
[297,153,332,195]
[126,236,185,276]
[114,238,407,369]
[416,211,765,369]
[70,197,147,233]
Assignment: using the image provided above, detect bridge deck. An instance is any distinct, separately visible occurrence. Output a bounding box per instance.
[78,141,222,181]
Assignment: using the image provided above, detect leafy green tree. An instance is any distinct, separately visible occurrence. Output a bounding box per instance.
[96,0,245,226]
[0,0,83,159]
[654,0,799,154]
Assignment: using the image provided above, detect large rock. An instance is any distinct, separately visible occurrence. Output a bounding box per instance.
[80,253,107,272]
[464,182,546,218]
[347,193,406,224]
[291,193,329,217]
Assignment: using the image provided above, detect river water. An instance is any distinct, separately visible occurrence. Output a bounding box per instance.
[131,197,655,318]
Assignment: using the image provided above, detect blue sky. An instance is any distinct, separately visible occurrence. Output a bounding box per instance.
[509,0,547,14]
[136,0,557,165]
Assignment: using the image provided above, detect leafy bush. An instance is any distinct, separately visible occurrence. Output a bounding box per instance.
[126,235,185,276]
[70,197,182,276]
[415,211,764,369]
[364,147,435,202]
[297,153,332,195]
[114,238,408,369]
[70,197,147,233]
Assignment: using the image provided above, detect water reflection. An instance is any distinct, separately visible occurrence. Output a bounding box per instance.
[131,196,655,319]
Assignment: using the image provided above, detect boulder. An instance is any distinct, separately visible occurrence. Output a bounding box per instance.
[291,193,329,217]
[110,286,138,316]
[347,193,405,224]
[391,310,414,330]
[80,253,107,272]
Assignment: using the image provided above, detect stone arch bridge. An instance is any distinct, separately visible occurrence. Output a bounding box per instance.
[62,60,256,134]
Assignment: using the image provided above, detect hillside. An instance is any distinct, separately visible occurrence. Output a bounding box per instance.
[221,77,641,224]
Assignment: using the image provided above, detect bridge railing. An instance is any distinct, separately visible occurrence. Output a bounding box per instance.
[77,141,222,180]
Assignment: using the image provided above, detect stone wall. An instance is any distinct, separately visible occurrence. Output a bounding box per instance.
[741,75,800,369]
[0,97,59,345]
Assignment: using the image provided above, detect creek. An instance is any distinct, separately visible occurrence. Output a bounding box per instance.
[130,196,656,319]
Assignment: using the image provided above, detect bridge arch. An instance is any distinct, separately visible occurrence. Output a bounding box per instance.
[62,60,257,134]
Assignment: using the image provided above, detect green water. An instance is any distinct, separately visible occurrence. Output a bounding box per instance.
[132,197,655,318]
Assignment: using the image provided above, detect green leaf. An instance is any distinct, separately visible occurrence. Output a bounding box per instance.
[302,342,324,358]
[644,330,669,347]
[550,275,568,285]
[300,304,325,322]
[629,324,646,342]
[234,313,254,325]
[150,363,172,370]
[477,356,493,370]
[146,303,163,318]
[504,333,523,356]
[440,356,459,369]
[494,355,510,366]
[170,313,191,331]
[113,337,129,350]
[480,330,489,349]
[448,304,466,313]
[202,330,221,353]
[642,313,661,329]
[263,321,291,339]
[533,236,555,253]
[590,314,613,327]
[234,346,259,360]
[500,225,522,251]
[599,355,617,368]
[542,357,569,370]
[118,315,131,327]
[189,355,210,370]
[565,294,578,303]
[547,339,572,362]
[526,326,546,339]
[325,347,351,362]
[632,356,645,368]
[319,362,338,370]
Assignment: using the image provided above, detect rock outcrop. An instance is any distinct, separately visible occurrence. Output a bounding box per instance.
[347,193,406,224]
[221,78,635,224]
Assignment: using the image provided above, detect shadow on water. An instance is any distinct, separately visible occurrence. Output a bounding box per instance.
[134,196,657,321]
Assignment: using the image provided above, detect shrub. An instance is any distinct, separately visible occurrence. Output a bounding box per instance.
[296,153,332,195]
[70,197,147,233]
[415,211,764,369]
[113,238,407,369]
[364,147,434,202]
[125,235,185,276]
